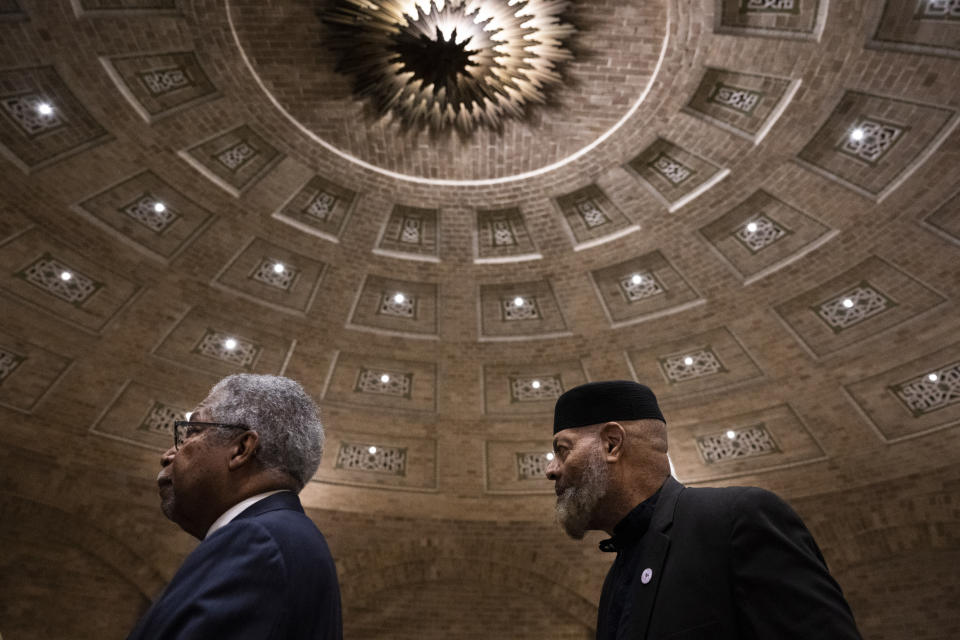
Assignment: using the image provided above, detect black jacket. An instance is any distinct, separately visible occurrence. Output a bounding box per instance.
[598,477,861,639]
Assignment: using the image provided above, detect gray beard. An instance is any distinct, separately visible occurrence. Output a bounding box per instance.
[555,445,609,539]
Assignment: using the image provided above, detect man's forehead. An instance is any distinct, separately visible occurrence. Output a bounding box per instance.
[552,424,602,447]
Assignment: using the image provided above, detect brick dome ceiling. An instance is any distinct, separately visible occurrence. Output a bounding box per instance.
[0,1,959,638]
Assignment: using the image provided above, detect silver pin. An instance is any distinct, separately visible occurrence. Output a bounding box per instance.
[641,568,653,584]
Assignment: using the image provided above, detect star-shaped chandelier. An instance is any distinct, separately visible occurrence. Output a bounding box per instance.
[323,0,576,135]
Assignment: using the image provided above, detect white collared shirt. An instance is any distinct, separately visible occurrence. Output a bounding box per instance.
[205,489,291,538]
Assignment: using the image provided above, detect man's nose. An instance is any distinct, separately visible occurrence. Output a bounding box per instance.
[545,457,559,481]
[160,447,175,467]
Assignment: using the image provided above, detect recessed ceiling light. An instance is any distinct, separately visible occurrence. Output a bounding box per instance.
[850,128,865,142]
[380,373,390,383]
[631,274,643,285]
[36,102,53,116]
[368,446,377,454]
[273,262,285,274]
[842,298,855,309]
[531,379,541,389]
[927,373,939,382]
[726,430,736,440]
[746,222,758,233]
[683,356,694,366]
[393,292,406,304]
[513,296,525,307]
[153,202,166,213]
[546,452,555,461]
[59,271,73,281]
[224,338,238,350]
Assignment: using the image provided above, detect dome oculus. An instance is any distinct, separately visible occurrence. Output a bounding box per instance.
[323,0,575,135]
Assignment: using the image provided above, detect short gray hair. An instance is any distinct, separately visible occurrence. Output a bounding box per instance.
[205,374,324,490]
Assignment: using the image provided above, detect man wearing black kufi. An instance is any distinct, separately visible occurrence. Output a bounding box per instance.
[546,380,861,639]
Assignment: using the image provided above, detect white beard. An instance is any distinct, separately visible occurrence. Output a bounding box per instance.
[555,445,609,539]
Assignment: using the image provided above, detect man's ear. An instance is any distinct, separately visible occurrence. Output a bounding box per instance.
[227,431,259,471]
[599,422,626,462]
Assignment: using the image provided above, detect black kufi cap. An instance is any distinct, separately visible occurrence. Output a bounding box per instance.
[553,380,665,434]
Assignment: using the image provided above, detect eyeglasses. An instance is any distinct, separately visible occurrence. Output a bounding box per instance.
[173,420,250,450]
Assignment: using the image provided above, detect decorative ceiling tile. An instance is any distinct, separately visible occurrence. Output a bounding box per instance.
[347,274,438,338]
[323,351,437,413]
[0,66,111,172]
[73,170,215,261]
[698,190,837,284]
[773,256,946,359]
[485,440,555,494]
[483,360,587,416]
[374,204,439,261]
[0,329,71,414]
[844,341,960,443]
[870,0,960,58]
[668,404,826,483]
[478,279,569,340]
[474,207,540,263]
[89,380,198,451]
[272,174,357,243]
[626,326,764,399]
[0,229,140,334]
[315,430,437,491]
[211,236,326,315]
[921,188,960,246]
[626,138,729,212]
[178,124,282,197]
[796,91,957,201]
[553,184,639,250]
[150,307,293,376]
[0,0,25,19]
[684,68,799,143]
[714,0,827,39]
[590,250,705,327]
[100,51,218,122]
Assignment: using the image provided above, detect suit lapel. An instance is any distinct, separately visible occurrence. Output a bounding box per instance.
[622,477,685,639]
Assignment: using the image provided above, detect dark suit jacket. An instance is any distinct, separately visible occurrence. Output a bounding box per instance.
[600,477,861,639]
[128,492,342,640]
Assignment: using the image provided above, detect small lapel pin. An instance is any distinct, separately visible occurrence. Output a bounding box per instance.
[641,568,653,584]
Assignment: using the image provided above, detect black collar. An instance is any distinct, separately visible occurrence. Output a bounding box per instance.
[598,484,663,553]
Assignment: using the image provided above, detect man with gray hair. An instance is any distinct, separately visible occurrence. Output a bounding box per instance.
[127,374,342,640]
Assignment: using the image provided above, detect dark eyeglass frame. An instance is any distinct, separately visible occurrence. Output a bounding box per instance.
[173,420,250,450]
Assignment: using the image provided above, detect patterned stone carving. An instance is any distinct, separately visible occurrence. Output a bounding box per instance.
[510,375,563,402]
[697,424,779,464]
[502,296,541,321]
[0,348,25,382]
[355,369,412,397]
[194,330,259,367]
[139,401,185,436]
[305,191,337,221]
[918,0,960,19]
[378,293,416,318]
[650,153,694,185]
[618,272,665,302]
[660,349,725,382]
[516,452,552,480]
[216,141,257,171]
[400,216,422,244]
[336,443,407,475]
[250,258,297,290]
[890,363,960,416]
[20,256,99,304]
[122,194,179,232]
[839,119,904,163]
[816,284,892,331]
[709,84,761,113]
[734,215,787,253]
[492,219,516,246]
[139,68,192,95]
[575,198,609,228]
[742,0,797,11]
[1,95,64,136]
